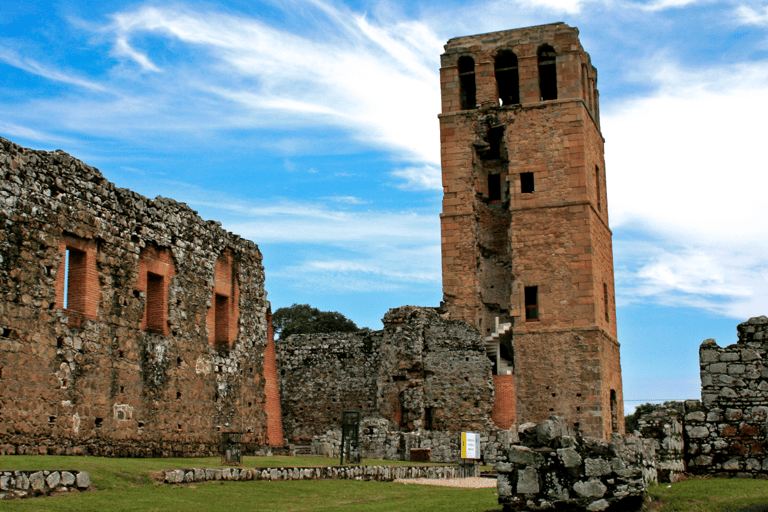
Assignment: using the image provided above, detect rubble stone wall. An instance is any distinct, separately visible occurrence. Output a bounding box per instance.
[311,417,517,463]
[685,316,768,477]
[636,405,685,482]
[278,306,508,456]
[496,417,653,512]
[0,470,91,499]
[0,137,274,457]
[162,464,477,484]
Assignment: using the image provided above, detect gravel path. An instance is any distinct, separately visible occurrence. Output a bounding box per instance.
[393,477,497,488]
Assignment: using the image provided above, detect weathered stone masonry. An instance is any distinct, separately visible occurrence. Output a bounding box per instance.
[278,306,516,462]
[439,23,623,439]
[0,136,282,456]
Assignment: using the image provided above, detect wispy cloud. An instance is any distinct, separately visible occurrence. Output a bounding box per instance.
[390,165,441,191]
[0,47,107,91]
[100,2,442,166]
[605,57,768,319]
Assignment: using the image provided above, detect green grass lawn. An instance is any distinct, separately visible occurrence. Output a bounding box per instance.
[648,478,768,511]
[0,455,499,511]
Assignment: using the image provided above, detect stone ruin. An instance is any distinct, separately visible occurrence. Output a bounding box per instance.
[278,306,515,462]
[0,136,283,456]
[496,417,654,512]
[625,316,768,480]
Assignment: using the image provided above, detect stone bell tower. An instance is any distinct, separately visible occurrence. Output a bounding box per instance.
[439,23,623,439]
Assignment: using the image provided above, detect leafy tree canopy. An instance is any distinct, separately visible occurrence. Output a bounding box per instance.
[272,303,359,339]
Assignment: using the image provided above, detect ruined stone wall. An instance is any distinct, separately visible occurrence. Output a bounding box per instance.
[277,306,499,449]
[496,417,653,512]
[277,330,383,444]
[637,406,685,482]
[685,316,768,477]
[0,137,274,456]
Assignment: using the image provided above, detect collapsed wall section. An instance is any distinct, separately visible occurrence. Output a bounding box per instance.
[0,137,274,456]
[277,306,502,460]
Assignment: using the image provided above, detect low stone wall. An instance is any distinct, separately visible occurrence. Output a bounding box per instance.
[0,470,90,499]
[637,405,685,482]
[311,417,516,463]
[162,464,477,484]
[496,417,653,512]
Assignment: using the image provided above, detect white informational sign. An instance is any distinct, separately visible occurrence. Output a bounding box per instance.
[461,432,479,459]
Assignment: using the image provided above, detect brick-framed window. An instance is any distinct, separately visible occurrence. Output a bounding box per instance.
[524,286,539,322]
[537,44,557,101]
[137,246,175,335]
[488,174,502,201]
[208,250,240,350]
[495,50,519,106]
[56,235,99,326]
[603,282,610,323]
[458,56,476,110]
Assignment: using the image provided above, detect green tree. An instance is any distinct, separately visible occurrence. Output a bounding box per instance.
[272,303,359,339]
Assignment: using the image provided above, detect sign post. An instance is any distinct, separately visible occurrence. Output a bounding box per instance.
[461,432,479,475]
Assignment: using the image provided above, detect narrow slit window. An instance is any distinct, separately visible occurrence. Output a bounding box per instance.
[458,56,476,110]
[524,286,539,322]
[603,282,610,323]
[538,45,557,101]
[610,389,618,433]
[521,172,534,194]
[215,293,230,349]
[145,272,165,333]
[595,165,602,212]
[488,174,501,201]
[495,50,519,106]
[65,247,87,313]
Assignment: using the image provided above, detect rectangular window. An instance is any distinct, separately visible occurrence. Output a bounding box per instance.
[603,282,610,323]
[488,174,501,201]
[215,293,230,349]
[65,247,87,313]
[521,172,534,194]
[524,286,538,322]
[145,272,165,333]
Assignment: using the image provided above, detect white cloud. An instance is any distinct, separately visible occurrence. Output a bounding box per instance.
[390,165,442,191]
[101,2,442,167]
[604,58,768,319]
[636,0,703,12]
[0,47,107,91]
[736,4,768,25]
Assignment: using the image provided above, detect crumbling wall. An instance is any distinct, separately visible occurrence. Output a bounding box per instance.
[310,416,516,463]
[278,306,504,458]
[496,417,653,512]
[685,316,768,477]
[637,405,685,482]
[0,137,274,456]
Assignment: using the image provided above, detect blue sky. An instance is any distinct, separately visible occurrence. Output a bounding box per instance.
[2,0,767,414]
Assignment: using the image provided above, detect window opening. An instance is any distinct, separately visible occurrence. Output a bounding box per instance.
[425,407,434,430]
[488,174,501,201]
[537,45,557,101]
[495,50,519,106]
[595,165,602,212]
[524,286,539,322]
[458,56,476,110]
[610,389,618,433]
[65,247,87,313]
[145,272,165,333]
[484,126,504,160]
[215,293,230,349]
[521,172,534,194]
[603,282,610,323]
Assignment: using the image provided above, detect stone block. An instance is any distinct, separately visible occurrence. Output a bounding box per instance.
[60,472,75,486]
[29,472,44,491]
[557,447,581,468]
[573,478,607,498]
[517,468,540,494]
[584,458,612,476]
[45,472,60,489]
